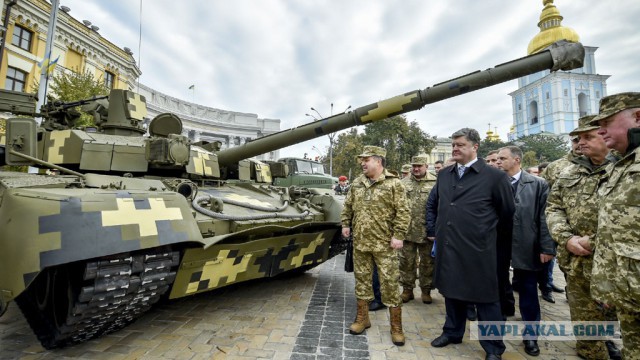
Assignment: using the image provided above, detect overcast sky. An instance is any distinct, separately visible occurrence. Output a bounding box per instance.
[59,0,639,158]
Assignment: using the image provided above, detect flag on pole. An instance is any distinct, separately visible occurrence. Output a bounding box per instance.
[37,55,60,75]
[188,84,195,90]
[47,56,59,75]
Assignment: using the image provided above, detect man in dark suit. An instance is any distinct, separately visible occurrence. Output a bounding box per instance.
[430,128,515,360]
[497,146,555,357]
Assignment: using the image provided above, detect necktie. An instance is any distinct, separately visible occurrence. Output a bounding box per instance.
[510,177,518,194]
[458,165,466,178]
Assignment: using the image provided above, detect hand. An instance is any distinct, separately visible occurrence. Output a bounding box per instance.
[390,237,403,249]
[540,253,554,263]
[427,237,435,241]
[342,227,351,238]
[566,236,592,256]
[578,236,593,251]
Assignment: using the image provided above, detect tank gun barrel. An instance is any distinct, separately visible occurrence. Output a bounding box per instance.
[216,40,584,166]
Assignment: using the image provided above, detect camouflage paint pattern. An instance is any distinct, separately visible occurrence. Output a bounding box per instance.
[0,175,202,302]
[170,229,336,298]
[591,146,640,359]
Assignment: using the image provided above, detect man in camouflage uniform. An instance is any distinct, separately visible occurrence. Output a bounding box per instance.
[540,136,583,188]
[399,154,437,304]
[539,136,582,302]
[341,145,411,346]
[401,164,411,178]
[589,92,640,359]
[546,115,621,360]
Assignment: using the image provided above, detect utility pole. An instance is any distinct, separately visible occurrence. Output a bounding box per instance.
[36,0,60,122]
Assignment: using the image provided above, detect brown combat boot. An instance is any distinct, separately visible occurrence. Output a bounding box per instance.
[400,288,414,303]
[389,306,405,346]
[421,290,432,304]
[349,299,371,335]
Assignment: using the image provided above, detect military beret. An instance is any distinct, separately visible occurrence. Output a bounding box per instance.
[589,92,640,125]
[569,115,599,136]
[338,175,348,181]
[357,145,386,158]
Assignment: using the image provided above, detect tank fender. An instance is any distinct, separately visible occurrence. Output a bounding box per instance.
[0,188,204,302]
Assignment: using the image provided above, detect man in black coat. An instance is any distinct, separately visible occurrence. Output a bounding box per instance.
[430,128,515,360]
[497,146,555,357]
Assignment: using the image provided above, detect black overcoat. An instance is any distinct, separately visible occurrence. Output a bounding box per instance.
[511,171,555,271]
[432,159,515,303]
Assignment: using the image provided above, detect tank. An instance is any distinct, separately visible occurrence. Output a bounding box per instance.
[0,40,584,348]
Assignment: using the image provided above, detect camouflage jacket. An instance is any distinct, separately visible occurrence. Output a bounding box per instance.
[540,151,579,188]
[401,172,437,243]
[545,156,610,277]
[341,169,410,252]
[591,132,640,311]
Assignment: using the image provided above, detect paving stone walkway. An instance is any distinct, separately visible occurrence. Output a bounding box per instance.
[0,254,620,359]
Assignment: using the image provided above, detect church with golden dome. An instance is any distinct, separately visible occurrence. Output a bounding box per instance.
[508,0,609,140]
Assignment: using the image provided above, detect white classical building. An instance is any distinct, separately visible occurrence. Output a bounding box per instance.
[0,0,282,162]
[137,83,281,161]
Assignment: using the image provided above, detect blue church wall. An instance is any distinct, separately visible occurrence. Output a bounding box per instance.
[545,121,555,133]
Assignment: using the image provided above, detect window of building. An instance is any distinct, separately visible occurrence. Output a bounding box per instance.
[564,89,568,97]
[5,66,27,92]
[104,71,115,89]
[545,92,550,100]
[11,25,33,52]
[596,91,600,98]
[518,104,522,111]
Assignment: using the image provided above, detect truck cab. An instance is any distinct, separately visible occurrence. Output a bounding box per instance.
[272,157,338,189]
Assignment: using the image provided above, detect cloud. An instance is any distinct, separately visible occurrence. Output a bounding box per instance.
[60,0,640,159]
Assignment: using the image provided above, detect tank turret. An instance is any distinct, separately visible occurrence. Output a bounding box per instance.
[0,40,584,349]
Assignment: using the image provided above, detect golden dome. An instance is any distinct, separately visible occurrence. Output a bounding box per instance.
[527,0,580,54]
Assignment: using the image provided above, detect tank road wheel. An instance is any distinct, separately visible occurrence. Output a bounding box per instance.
[15,249,180,349]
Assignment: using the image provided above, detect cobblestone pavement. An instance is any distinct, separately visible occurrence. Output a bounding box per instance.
[0,254,621,359]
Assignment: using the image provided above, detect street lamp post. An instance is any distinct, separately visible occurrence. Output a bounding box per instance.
[307,103,350,178]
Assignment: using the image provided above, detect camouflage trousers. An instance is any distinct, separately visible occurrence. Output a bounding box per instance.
[399,240,434,291]
[618,310,640,360]
[353,247,401,307]
[565,265,612,359]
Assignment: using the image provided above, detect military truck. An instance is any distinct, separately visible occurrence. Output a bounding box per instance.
[0,40,584,348]
[270,157,338,190]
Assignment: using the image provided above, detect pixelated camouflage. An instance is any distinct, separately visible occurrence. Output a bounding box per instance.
[591,145,640,358]
[545,159,613,359]
[410,154,429,165]
[589,92,640,124]
[399,171,436,291]
[401,172,437,243]
[539,151,579,188]
[569,115,598,136]
[353,247,401,307]
[545,159,609,278]
[357,145,387,158]
[341,169,410,250]
[0,39,588,348]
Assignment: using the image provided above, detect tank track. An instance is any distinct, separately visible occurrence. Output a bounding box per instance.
[16,249,180,349]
